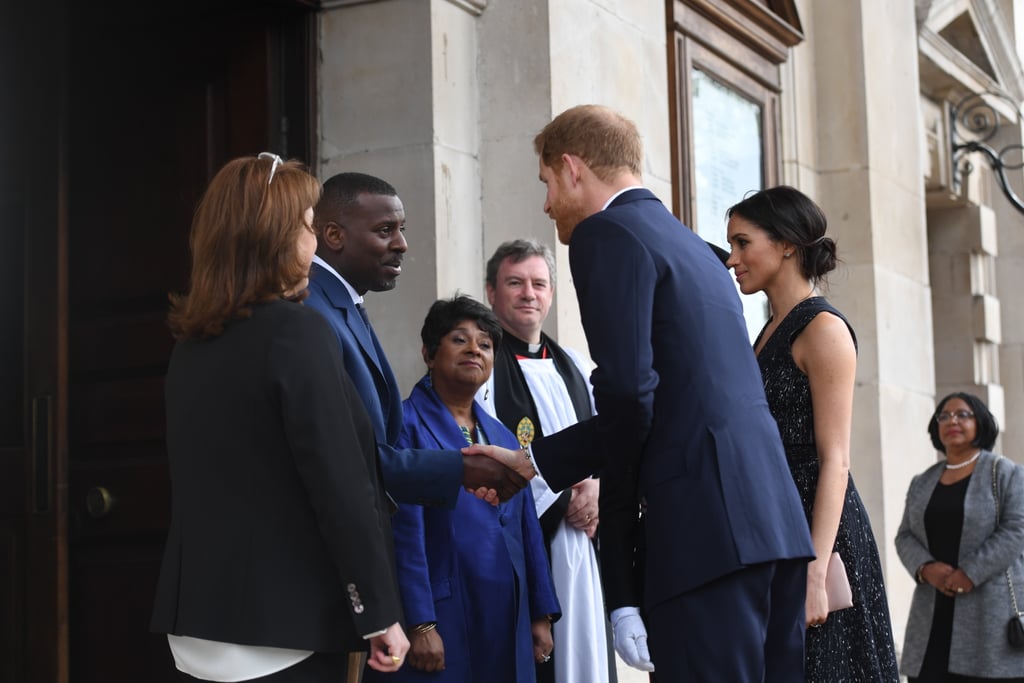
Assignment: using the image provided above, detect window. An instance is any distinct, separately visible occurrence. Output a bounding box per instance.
[669,0,802,339]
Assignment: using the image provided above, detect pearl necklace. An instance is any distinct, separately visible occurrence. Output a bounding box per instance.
[945,450,982,470]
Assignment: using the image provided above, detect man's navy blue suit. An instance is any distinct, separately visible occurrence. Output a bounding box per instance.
[531,189,815,681]
[305,263,462,509]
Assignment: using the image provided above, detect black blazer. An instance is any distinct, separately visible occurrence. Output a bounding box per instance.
[151,299,401,652]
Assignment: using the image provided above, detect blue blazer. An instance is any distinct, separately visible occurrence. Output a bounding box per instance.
[370,377,559,683]
[532,189,814,610]
[305,263,462,508]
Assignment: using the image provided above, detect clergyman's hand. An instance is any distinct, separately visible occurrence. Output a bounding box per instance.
[461,453,527,503]
[566,478,599,535]
[463,443,537,482]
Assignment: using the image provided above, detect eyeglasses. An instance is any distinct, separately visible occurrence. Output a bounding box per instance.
[937,410,975,424]
[258,152,284,185]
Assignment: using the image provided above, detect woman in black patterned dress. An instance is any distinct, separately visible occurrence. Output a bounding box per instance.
[725,186,898,682]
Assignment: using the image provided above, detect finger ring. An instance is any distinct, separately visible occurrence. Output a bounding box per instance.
[585,514,592,521]
[957,587,964,593]
[542,654,551,663]
[810,623,822,628]
[391,655,402,664]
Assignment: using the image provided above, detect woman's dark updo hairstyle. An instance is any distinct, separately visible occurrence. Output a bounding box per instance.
[420,294,503,361]
[726,185,838,284]
[927,391,999,453]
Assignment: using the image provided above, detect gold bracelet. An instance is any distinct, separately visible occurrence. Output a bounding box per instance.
[410,621,437,635]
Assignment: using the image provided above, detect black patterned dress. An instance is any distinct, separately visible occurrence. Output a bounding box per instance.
[754,297,899,682]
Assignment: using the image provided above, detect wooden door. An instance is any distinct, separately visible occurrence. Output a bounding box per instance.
[2,1,315,680]
[1,3,71,681]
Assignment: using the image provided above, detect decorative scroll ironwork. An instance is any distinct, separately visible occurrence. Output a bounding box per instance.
[950,91,1024,214]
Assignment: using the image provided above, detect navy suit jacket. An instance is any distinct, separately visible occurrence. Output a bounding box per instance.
[532,189,814,610]
[305,263,462,508]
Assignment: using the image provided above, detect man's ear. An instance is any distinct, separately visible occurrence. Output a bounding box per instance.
[421,346,431,366]
[321,222,345,251]
[561,153,585,186]
[485,283,496,307]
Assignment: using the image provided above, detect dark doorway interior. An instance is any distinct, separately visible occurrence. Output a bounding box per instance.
[3,1,316,681]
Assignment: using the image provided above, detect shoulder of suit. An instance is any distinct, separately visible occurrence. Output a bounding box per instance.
[307,268,355,307]
[991,452,1024,480]
[253,298,331,335]
[909,461,945,490]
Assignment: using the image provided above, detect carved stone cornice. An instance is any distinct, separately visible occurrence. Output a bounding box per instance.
[673,0,803,65]
[319,0,486,13]
[920,26,1008,108]
[969,0,1024,101]
[918,0,1024,103]
[445,0,486,15]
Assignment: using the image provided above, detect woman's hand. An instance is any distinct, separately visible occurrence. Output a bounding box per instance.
[531,617,553,664]
[942,567,976,596]
[919,561,955,594]
[805,557,829,628]
[366,622,409,672]
[407,627,446,672]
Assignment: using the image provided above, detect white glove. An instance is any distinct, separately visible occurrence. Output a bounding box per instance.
[610,606,655,672]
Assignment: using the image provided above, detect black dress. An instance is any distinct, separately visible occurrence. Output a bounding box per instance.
[755,297,899,682]
[913,476,968,682]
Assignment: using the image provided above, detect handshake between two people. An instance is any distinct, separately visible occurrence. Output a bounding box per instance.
[460,444,537,504]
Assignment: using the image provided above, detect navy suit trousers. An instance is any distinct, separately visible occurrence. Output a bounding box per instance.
[646,559,807,682]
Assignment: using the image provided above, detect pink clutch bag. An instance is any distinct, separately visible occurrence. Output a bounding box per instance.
[826,551,854,612]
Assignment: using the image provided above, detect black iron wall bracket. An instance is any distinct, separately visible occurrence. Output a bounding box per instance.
[950,91,1024,214]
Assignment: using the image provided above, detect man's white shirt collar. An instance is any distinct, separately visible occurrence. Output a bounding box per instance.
[601,185,646,211]
[312,254,363,306]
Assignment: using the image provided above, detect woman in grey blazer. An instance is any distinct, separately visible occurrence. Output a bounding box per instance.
[895,391,1024,681]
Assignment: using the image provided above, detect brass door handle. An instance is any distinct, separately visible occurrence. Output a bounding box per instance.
[86,486,116,518]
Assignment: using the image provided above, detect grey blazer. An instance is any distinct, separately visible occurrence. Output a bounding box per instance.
[895,450,1024,678]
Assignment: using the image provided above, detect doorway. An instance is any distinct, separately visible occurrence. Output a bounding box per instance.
[3,1,316,680]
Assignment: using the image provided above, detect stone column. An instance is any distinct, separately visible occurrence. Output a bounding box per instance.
[928,204,1004,423]
[319,0,483,388]
[481,0,672,356]
[993,123,1024,459]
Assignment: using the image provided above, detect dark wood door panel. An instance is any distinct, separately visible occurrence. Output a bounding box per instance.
[59,2,315,681]
[70,311,175,377]
[70,376,166,445]
[3,0,314,679]
[69,458,171,538]
[0,452,25,683]
[69,541,176,683]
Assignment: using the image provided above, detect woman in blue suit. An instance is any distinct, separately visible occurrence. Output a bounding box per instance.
[366,295,560,683]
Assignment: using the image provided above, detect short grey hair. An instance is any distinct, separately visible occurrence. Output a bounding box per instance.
[485,239,556,289]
